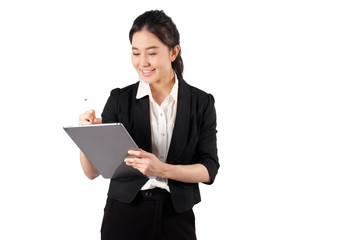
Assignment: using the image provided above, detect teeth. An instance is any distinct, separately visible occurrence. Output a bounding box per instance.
[142,70,153,73]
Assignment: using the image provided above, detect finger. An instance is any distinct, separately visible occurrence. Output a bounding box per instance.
[78,113,93,125]
[128,149,153,158]
[128,150,142,157]
[124,158,132,164]
[124,157,140,165]
[125,159,145,173]
[85,109,95,114]
[124,159,132,165]
[88,112,95,123]
[83,110,96,123]
[81,110,95,118]
[78,120,92,125]
[139,149,153,157]
[93,118,102,124]
[79,110,94,119]
[130,162,146,174]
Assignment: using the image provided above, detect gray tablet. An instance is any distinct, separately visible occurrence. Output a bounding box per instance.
[63,123,147,179]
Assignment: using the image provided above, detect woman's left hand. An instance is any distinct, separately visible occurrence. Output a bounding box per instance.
[125,149,167,177]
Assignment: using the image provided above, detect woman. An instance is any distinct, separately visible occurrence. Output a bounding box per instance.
[78,10,219,240]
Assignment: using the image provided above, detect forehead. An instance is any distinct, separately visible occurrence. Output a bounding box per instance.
[131,30,167,50]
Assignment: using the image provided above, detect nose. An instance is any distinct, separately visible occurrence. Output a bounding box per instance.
[139,54,150,68]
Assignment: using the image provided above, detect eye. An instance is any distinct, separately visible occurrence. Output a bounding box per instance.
[132,52,140,56]
[148,52,157,56]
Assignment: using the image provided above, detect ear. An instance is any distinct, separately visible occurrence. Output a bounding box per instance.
[170,45,180,62]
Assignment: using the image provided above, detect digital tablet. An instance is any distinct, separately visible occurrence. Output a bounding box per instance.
[63,123,147,179]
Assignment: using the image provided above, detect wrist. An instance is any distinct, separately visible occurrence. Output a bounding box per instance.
[161,163,173,179]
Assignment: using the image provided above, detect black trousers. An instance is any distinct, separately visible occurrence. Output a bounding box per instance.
[101,188,197,240]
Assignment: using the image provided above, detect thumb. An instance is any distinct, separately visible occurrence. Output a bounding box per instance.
[93,118,102,124]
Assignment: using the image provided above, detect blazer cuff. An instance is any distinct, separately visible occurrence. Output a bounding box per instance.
[199,158,219,185]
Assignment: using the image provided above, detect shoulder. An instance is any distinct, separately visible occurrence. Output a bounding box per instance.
[104,82,140,111]
[180,78,215,107]
[109,82,139,97]
[111,82,139,94]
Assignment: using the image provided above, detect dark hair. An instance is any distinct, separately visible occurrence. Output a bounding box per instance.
[129,10,184,79]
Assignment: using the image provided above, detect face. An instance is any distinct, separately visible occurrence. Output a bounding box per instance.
[131,29,179,85]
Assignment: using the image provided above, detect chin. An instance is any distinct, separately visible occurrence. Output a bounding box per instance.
[141,77,155,85]
[140,74,159,85]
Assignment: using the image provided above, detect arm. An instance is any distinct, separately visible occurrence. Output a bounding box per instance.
[163,163,211,183]
[80,151,100,180]
[78,110,102,180]
[125,150,211,183]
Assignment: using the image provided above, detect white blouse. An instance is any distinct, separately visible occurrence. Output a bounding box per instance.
[136,75,179,192]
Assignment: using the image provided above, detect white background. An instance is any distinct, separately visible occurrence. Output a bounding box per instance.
[1,0,359,239]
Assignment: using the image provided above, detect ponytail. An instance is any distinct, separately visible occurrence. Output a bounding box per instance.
[172,51,183,79]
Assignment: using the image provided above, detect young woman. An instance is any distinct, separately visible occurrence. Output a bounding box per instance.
[78,10,219,240]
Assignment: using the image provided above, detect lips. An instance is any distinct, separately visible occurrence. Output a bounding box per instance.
[141,69,155,77]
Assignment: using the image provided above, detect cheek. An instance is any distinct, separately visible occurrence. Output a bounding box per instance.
[154,56,170,69]
[131,56,138,68]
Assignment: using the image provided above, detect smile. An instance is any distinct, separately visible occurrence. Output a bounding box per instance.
[142,69,155,72]
[141,69,155,77]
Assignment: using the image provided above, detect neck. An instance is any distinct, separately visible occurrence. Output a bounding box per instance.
[150,71,175,105]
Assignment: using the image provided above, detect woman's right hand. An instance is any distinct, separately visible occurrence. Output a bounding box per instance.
[78,109,102,125]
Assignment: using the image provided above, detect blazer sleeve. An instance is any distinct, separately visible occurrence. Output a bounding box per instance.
[101,88,120,124]
[195,93,219,184]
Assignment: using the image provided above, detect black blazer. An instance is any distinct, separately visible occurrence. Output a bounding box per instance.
[101,77,219,213]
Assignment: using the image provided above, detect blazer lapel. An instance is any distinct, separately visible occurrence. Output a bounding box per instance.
[167,78,191,164]
[133,94,152,153]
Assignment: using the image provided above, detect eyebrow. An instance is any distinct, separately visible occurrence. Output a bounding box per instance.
[132,46,159,50]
